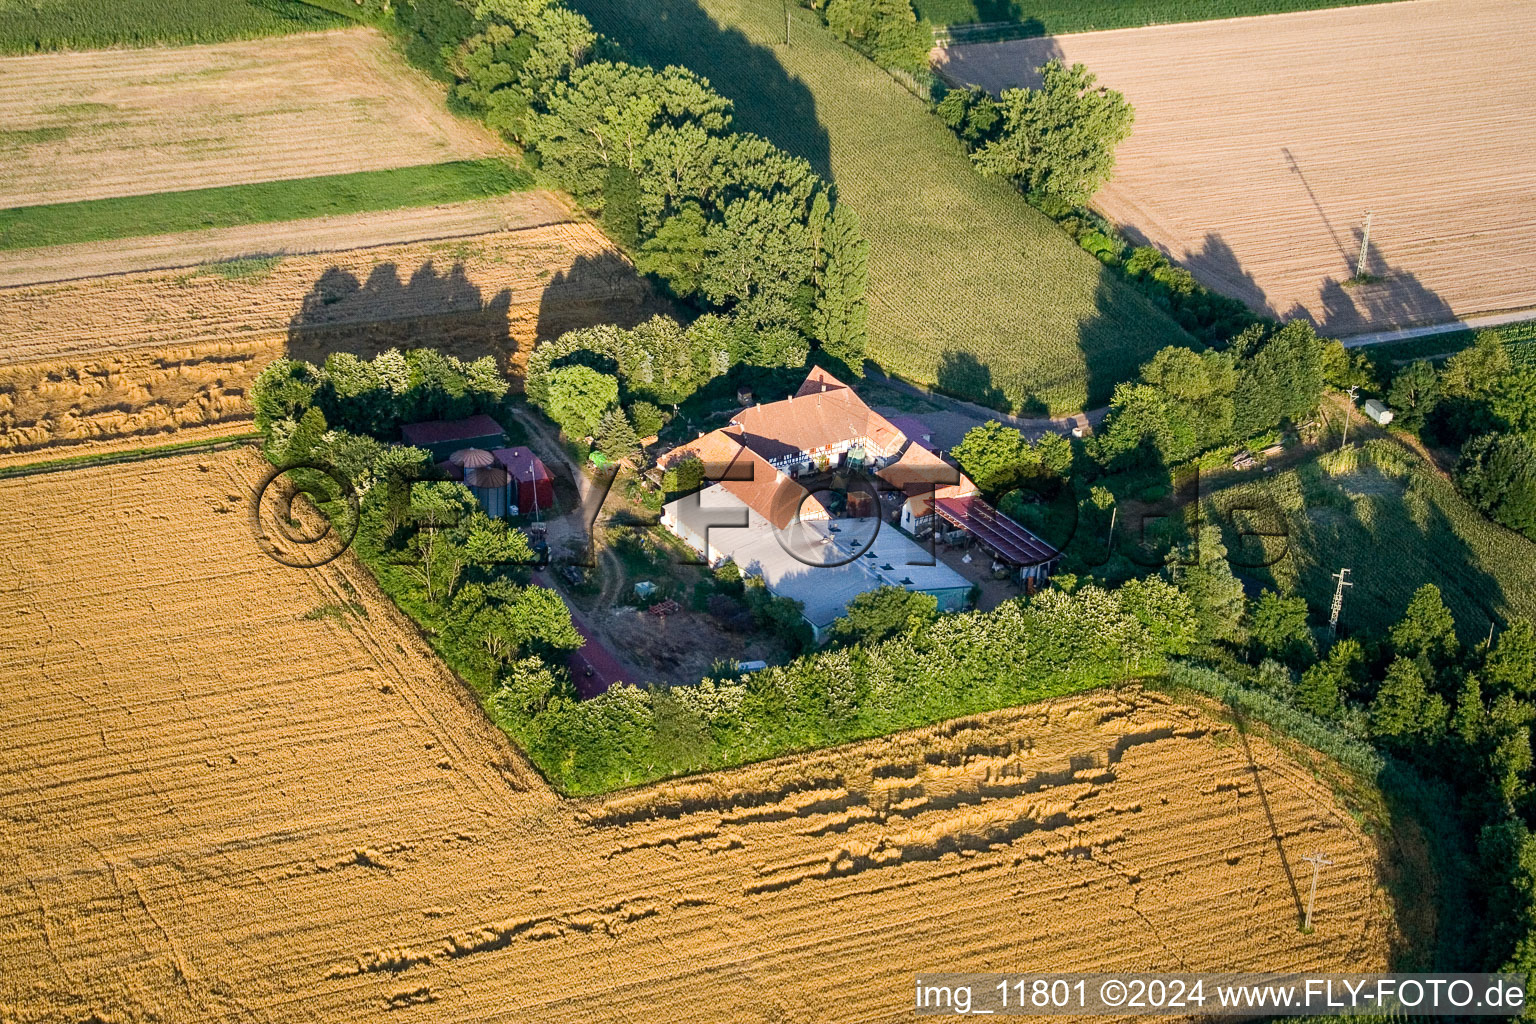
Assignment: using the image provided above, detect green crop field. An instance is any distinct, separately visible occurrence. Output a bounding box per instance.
[0,0,345,53]
[1202,446,1536,642]
[920,0,1401,34]
[0,159,531,251]
[1367,319,1536,367]
[572,0,1192,413]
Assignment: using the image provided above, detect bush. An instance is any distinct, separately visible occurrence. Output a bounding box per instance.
[1458,433,1536,540]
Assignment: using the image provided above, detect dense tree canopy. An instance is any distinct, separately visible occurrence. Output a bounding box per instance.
[971,61,1135,205]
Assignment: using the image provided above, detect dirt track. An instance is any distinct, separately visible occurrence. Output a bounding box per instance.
[0,27,504,208]
[0,192,573,288]
[0,221,664,462]
[0,450,1393,1022]
[935,0,1536,336]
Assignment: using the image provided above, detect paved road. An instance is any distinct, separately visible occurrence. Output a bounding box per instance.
[865,368,1107,449]
[1341,308,1536,348]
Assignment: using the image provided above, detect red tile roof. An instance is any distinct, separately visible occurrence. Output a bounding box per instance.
[662,427,828,530]
[728,368,904,461]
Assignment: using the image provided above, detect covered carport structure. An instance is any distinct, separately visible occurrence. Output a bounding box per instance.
[933,494,1061,585]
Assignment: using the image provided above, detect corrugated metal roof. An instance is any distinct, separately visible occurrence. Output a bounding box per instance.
[401,414,505,447]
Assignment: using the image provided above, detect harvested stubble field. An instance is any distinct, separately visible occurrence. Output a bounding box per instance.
[0,217,664,464]
[0,27,503,208]
[935,0,1536,337]
[0,448,1398,1021]
[0,193,570,287]
[573,0,1192,414]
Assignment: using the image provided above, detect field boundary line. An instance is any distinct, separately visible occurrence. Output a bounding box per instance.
[0,432,261,479]
[0,216,578,292]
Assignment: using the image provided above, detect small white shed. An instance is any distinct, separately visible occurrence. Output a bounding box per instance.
[1363,399,1394,425]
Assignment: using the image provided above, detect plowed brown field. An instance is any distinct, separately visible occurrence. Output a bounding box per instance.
[0,450,1395,1022]
[0,27,504,208]
[935,0,1536,336]
[0,219,663,464]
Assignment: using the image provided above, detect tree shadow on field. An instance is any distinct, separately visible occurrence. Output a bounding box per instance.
[287,261,515,369]
[1300,238,1456,338]
[534,250,667,345]
[1179,232,1274,321]
[1203,456,1509,649]
[934,30,1061,92]
[568,0,832,182]
[287,252,666,387]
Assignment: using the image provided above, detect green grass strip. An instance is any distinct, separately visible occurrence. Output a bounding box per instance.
[0,158,531,251]
[0,432,262,480]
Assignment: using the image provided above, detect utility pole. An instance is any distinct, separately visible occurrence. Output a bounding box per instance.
[1355,211,1374,280]
[1339,385,1359,450]
[1107,504,1117,548]
[783,0,790,44]
[1329,568,1352,635]
[1301,852,1333,931]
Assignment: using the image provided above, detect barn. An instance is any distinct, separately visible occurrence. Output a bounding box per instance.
[492,447,555,518]
[400,414,507,462]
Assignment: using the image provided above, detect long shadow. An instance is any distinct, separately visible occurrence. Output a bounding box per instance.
[1233,712,1307,928]
[286,252,665,386]
[286,261,515,368]
[1280,147,1353,267]
[568,0,833,182]
[1179,231,1274,323]
[1304,238,1456,337]
[1205,453,1509,650]
[534,251,666,345]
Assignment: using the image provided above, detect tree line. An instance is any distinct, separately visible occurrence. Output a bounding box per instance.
[1367,329,1536,541]
[250,347,587,721]
[334,0,873,368]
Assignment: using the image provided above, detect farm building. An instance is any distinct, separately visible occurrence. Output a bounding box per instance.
[658,368,1056,636]
[665,484,971,643]
[492,447,555,517]
[464,466,510,518]
[1364,399,1395,425]
[660,368,977,535]
[401,414,507,461]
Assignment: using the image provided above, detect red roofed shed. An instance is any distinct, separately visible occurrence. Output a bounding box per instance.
[400,414,506,461]
[492,447,555,517]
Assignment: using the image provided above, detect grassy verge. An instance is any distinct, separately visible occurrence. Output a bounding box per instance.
[0,0,345,53]
[0,432,261,479]
[1200,440,1536,641]
[572,0,1192,413]
[0,158,531,251]
[922,0,1404,35]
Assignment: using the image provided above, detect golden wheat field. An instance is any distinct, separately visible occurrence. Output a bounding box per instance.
[0,27,504,208]
[0,218,662,464]
[0,449,1397,1023]
[935,0,1536,336]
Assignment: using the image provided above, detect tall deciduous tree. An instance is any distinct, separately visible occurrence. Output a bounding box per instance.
[812,204,869,367]
[544,364,618,439]
[971,61,1134,204]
